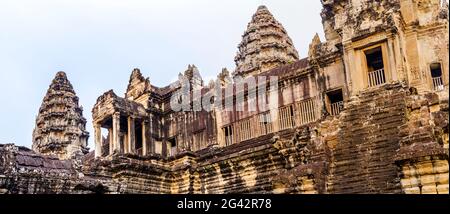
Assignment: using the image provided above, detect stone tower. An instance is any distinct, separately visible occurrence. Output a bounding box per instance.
[32,71,89,160]
[234,5,299,78]
[184,64,203,90]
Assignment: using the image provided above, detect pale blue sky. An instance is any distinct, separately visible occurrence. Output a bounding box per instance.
[0,0,324,149]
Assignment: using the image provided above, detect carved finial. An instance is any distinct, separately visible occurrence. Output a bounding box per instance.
[308,33,322,58]
[131,68,141,76]
[126,68,150,100]
[258,5,268,10]
[55,71,67,78]
[312,33,321,45]
[218,68,232,86]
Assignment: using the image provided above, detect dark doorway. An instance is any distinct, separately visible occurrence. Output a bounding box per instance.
[223,126,233,146]
[365,47,386,87]
[326,89,344,116]
[365,47,384,71]
[431,63,444,91]
[168,137,177,156]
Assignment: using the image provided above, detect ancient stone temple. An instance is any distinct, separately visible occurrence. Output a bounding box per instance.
[32,71,89,160]
[0,1,448,194]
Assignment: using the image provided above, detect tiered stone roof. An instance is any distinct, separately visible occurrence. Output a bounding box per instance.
[32,72,89,159]
[234,5,299,78]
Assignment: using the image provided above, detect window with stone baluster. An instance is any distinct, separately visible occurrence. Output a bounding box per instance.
[430,63,444,91]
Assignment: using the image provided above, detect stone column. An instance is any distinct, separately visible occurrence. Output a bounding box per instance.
[127,116,136,154]
[142,120,147,156]
[214,109,225,147]
[123,133,128,153]
[254,116,260,137]
[94,123,102,158]
[112,112,121,154]
[404,30,424,90]
[149,115,154,154]
[393,34,406,82]
[108,128,113,155]
[342,43,356,95]
[271,109,279,133]
[386,36,398,82]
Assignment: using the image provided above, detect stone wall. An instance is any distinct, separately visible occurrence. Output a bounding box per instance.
[395,90,449,194]
[326,83,407,193]
[0,144,117,194]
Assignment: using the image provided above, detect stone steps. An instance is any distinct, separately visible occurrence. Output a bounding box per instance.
[327,84,406,194]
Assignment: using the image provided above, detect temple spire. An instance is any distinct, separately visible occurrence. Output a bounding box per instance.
[233,5,299,78]
[32,71,89,160]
